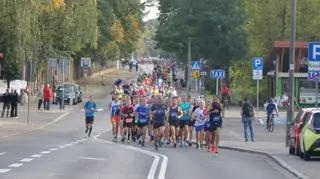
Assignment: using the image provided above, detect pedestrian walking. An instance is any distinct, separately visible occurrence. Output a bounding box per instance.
[1,89,10,118]
[37,86,44,110]
[10,90,18,118]
[83,96,97,137]
[43,84,52,110]
[241,97,255,142]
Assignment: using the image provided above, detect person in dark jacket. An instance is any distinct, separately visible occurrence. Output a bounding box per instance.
[10,89,18,118]
[1,89,10,118]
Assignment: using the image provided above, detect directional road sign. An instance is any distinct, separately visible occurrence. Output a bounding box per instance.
[252,57,263,80]
[308,42,320,80]
[210,69,225,79]
[191,61,201,70]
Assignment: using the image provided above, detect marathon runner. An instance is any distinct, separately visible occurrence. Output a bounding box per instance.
[109,94,121,142]
[192,100,207,149]
[150,97,166,150]
[121,97,134,143]
[166,97,183,148]
[209,96,224,153]
[179,96,191,147]
[83,96,97,137]
[135,98,149,147]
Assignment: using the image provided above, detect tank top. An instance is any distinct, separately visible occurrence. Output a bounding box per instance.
[168,106,179,121]
[179,102,190,120]
[111,101,120,116]
[152,104,166,124]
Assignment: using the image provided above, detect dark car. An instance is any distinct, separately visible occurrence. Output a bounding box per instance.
[73,84,83,103]
[55,84,77,105]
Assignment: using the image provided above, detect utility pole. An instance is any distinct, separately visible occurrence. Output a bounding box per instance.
[286,0,296,147]
[187,37,192,98]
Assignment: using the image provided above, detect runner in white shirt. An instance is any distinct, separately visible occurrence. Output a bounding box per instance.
[192,100,207,149]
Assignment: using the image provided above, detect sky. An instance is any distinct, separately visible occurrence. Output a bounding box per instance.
[141,0,159,21]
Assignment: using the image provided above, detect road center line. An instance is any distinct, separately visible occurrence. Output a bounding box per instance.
[0,152,6,155]
[31,154,42,158]
[59,146,66,149]
[20,158,33,162]
[49,148,58,151]
[0,169,11,173]
[9,163,23,168]
[80,157,105,161]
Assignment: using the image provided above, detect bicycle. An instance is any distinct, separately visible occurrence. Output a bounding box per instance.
[266,113,277,133]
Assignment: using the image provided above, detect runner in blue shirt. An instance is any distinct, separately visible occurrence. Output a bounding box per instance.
[135,98,149,147]
[83,96,97,137]
[150,97,166,150]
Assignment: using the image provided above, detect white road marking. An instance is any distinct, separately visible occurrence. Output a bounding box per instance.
[49,148,58,151]
[94,137,168,179]
[0,152,6,155]
[65,144,73,146]
[59,146,66,149]
[20,158,33,162]
[9,163,23,168]
[72,142,78,144]
[80,157,105,161]
[0,169,11,173]
[31,154,42,158]
[41,151,51,154]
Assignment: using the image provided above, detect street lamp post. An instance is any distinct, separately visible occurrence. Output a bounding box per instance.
[286,0,297,147]
[187,37,192,98]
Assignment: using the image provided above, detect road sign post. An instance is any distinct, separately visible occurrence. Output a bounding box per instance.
[252,57,264,109]
[210,69,225,96]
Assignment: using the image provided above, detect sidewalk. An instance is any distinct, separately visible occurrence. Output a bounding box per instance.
[0,67,140,138]
[221,107,317,179]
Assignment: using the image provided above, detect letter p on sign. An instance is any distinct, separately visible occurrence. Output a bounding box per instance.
[313,45,320,60]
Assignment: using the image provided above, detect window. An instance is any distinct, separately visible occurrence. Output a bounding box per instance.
[303,112,312,125]
[313,113,320,129]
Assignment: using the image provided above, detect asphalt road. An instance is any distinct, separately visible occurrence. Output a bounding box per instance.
[0,65,297,179]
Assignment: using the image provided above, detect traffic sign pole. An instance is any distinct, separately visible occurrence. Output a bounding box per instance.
[216,78,219,96]
[257,80,259,109]
[316,82,319,107]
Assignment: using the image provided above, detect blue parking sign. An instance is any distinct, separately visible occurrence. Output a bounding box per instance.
[308,42,320,80]
[252,57,263,70]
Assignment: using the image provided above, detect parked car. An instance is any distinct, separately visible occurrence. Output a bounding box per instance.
[298,109,320,160]
[289,108,318,155]
[73,84,83,103]
[55,84,77,105]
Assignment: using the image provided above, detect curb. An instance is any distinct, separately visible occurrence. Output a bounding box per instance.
[218,146,309,179]
[190,141,307,178]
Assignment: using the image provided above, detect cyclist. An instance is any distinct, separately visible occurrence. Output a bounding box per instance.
[220,84,231,110]
[265,98,279,129]
[83,96,97,137]
[109,94,121,142]
[179,96,191,147]
[166,97,183,148]
[150,97,166,150]
[135,98,150,147]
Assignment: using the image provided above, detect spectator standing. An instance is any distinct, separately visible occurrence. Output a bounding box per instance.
[241,97,255,142]
[37,85,44,110]
[10,90,18,118]
[1,89,10,118]
[43,84,52,110]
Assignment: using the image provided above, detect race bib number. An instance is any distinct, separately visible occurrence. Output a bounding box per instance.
[125,118,133,123]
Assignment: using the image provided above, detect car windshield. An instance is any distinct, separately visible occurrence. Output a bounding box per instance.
[294,111,303,123]
[58,86,73,93]
[313,113,320,129]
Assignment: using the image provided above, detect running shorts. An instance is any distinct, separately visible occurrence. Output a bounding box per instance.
[204,121,211,131]
[85,116,94,124]
[153,123,164,129]
[169,119,179,127]
[194,125,204,132]
[123,121,133,128]
[188,120,195,127]
[179,120,189,128]
[211,121,222,131]
[137,122,148,128]
[112,116,121,123]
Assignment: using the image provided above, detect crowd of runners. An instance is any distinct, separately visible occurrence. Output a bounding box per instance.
[106,62,224,153]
